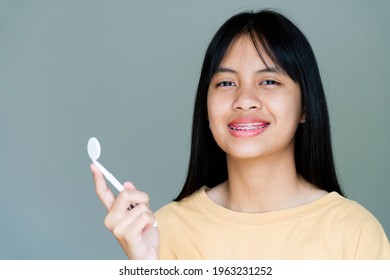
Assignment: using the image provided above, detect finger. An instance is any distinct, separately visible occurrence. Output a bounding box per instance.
[123,181,137,191]
[121,182,138,210]
[110,188,150,215]
[90,163,115,211]
[104,189,151,230]
[107,202,147,233]
[127,203,158,231]
[125,208,157,240]
[112,204,156,239]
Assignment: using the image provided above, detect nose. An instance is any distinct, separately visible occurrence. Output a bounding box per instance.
[232,86,262,111]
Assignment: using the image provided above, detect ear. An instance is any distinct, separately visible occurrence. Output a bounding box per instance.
[299,109,306,124]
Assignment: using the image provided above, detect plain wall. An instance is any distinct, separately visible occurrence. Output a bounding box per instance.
[1,0,389,259]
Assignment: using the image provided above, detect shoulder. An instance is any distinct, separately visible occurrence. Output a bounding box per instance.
[319,193,384,231]
[155,187,205,224]
[322,193,390,259]
[317,192,376,220]
[344,196,389,235]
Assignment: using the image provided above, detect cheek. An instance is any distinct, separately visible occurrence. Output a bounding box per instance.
[207,94,226,125]
[207,94,230,146]
[269,93,303,122]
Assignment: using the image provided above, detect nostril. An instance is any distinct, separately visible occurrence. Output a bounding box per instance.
[234,105,260,111]
[233,95,262,111]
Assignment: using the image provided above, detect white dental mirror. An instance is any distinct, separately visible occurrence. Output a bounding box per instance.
[87,137,124,192]
[87,137,158,227]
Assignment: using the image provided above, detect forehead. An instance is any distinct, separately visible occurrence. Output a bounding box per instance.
[219,34,277,70]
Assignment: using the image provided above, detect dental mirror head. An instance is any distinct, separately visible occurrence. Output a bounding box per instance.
[88,137,101,161]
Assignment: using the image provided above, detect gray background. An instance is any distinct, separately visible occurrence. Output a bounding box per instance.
[1,0,389,259]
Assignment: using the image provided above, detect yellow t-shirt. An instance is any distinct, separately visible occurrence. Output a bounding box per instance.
[155,186,390,259]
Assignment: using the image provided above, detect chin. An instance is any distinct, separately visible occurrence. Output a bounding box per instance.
[226,148,268,160]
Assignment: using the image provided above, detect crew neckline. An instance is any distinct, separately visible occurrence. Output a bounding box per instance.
[195,186,343,225]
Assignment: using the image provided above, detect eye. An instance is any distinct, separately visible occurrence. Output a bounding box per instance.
[216,81,236,87]
[260,80,280,86]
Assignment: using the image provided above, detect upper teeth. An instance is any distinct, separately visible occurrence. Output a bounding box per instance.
[229,122,268,131]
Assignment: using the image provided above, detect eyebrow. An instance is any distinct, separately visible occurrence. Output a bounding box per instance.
[214,66,281,74]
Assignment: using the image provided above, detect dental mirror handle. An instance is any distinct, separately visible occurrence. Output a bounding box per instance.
[93,159,124,192]
[92,157,158,227]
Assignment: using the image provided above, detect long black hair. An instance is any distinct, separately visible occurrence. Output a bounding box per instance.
[175,10,343,201]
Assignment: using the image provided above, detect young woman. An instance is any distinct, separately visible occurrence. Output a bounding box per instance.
[91,10,390,259]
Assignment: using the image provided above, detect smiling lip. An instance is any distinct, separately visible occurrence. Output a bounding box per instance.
[228,117,270,137]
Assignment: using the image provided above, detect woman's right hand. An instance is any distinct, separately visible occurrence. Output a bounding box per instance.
[91,163,159,260]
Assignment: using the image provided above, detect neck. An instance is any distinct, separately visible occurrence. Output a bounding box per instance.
[218,153,319,213]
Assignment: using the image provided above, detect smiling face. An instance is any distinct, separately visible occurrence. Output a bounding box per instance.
[207,35,305,160]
